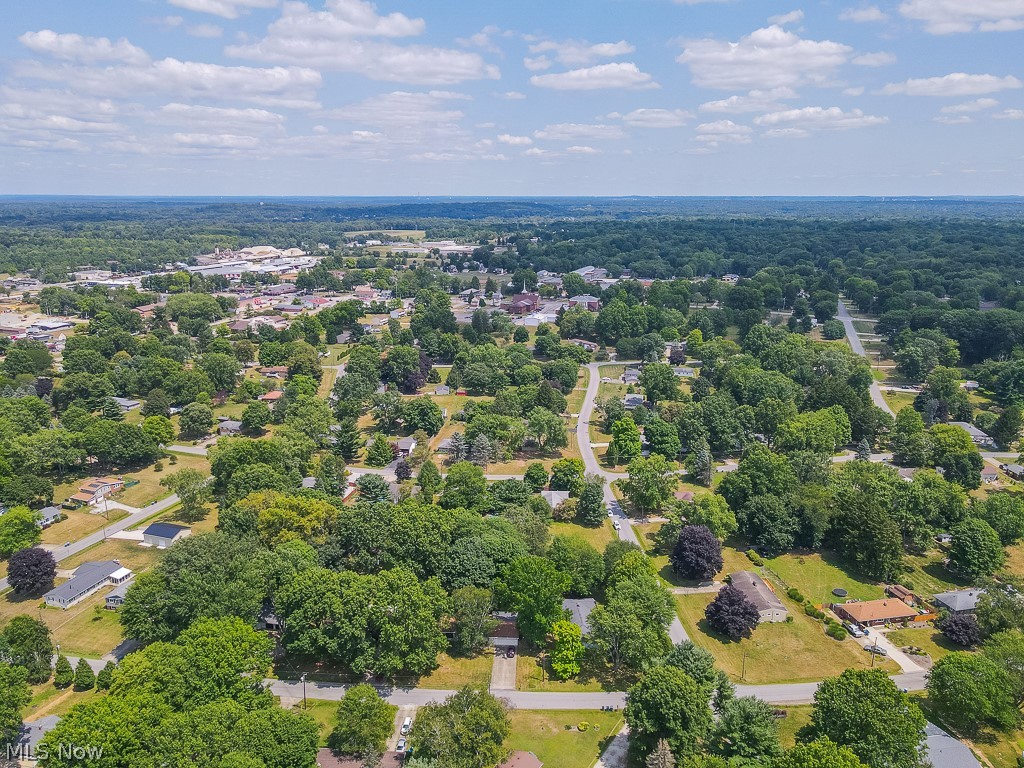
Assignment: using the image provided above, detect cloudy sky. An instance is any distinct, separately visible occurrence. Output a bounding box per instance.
[1,0,1022,196]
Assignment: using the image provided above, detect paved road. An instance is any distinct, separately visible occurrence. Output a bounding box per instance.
[0,493,180,592]
[837,300,894,417]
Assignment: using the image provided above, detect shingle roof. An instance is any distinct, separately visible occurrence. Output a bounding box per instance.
[44,561,122,602]
[730,571,786,614]
[933,589,984,613]
[925,722,982,768]
[562,598,596,635]
[143,522,189,539]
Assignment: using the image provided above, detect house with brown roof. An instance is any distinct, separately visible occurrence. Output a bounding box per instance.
[501,293,540,314]
[259,365,290,379]
[68,477,124,507]
[832,598,920,627]
[489,614,520,649]
[259,390,285,403]
[885,584,919,606]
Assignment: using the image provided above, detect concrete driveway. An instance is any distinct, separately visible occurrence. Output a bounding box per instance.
[490,648,517,691]
[387,705,417,751]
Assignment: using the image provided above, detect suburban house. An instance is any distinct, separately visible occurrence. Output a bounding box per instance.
[354,285,378,305]
[924,723,982,768]
[44,561,133,609]
[569,338,598,352]
[499,752,544,768]
[111,396,141,413]
[218,419,243,436]
[673,366,696,378]
[562,598,596,635]
[622,368,641,385]
[142,522,191,549]
[68,477,124,507]
[37,506,62,528]
[259,389,285,403]
[435,384,451,395]
[541,490,570,509]
[950,421,995,448]
[981,466,999,483]
[721,273,740,284]
[568,294,601,311]
[933,588,984,615]
[729,571,788,623]
[885,584,920,606]
[623,393,645,409]
[832,598,919,628]
[259,366,290,379]
[1000,463,1024,481]
[105,578,134,609]
[395,436,417,456]
[489,613,520,649]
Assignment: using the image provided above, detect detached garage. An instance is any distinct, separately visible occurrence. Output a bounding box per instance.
[142,522,191,549]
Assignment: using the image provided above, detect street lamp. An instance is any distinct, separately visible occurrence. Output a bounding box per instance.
[300,672,307,710]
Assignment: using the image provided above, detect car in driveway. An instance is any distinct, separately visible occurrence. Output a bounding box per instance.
[844,622,864,638]
[396,738,407,753]
[865,645,888,656]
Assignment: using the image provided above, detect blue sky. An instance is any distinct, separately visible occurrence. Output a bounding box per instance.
[0,0,1021,196]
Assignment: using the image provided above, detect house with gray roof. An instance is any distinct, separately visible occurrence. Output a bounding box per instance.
[562,598,596,635]
[37,506,62,528]
[111,396,141,413]
[542,490,570,509]
[933,588,984,614]
[729,571,788,622]
[44,561,133,609]
[105,578,134,609]
[925,722,982,768]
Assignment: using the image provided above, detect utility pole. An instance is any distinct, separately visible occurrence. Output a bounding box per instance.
[301,672,307,710]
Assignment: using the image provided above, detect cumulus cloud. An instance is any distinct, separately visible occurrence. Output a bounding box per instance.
[187,23,224,37]
[172,132,261,149]
[933,115,972,124]
[226,0,499,84]
[19,30,150,65]
[500,91,526,100]
[523,56,552,72]
[899,0,1024,34]
[768,10,804,25]
[497,134,532,145]
[940,98,999,113]
[853,51,896,66]
[677,25,852,90]
[529,39,635,67]
[167,0,279,20]
[839,6,889,22]
[154,103,287,134]
[607,108,691,127]
[880,73,1023,96]
[566,145,600,154]
[754,106,889,131]
[694,120,753,144]
[533,123,625,141]
[699,87,797,113]
[530,62,657,90]
[994,108,1024,119]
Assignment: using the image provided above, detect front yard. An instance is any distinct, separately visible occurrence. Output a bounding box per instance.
[506,709,623,768]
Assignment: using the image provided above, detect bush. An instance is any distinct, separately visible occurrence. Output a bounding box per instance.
[153,461,164,472]
[828,626,848,641]
[577,722,590,732]
[745,549,764,566]
[804,604,825,620]
[787,587,805,603]
[785,615,794,623]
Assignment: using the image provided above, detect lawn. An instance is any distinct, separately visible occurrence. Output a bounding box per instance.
[0,587,124,657]
[40,509,128,546]
[565,367,590,415]
[414,650,493,689]
[115,452,211,508]
[62,537,164,574]
[653,543,753,588]
[887,628,959,662]
[673,591,899,684]
[776,704,813,749]
[765,552,885,606]
[516,646,639,693]
[506,709,623,768]
[550,521,616,552]
[881,390,917,414]
[901,551,970,599]
[290,699,338,746]
[24,684,104,721]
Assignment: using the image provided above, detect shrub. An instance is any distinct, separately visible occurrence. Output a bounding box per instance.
[804,604,825,620]
[577,722,590,732]
[785,615,794,623]
[787,587,805,603]
[745,549,764,566]
[829,626,848,641]
[154,461,164,472]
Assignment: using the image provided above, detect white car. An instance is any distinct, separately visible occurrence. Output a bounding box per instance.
[612,521,621,530]
[396,738,407,753]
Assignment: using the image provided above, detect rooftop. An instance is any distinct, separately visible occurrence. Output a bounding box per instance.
[836,598,918,623]
[933,588,984,613]
[143,522,190,539]
[562,598,596,635]
[729,571,785,613]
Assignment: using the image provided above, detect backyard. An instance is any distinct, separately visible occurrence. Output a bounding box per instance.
[765,552,885,606]
[550,520,616,552]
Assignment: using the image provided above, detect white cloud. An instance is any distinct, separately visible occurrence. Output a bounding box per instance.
[853,51,896,66]
[187,23,224,38]
[899,0,1024,34]
[226,0,499,84]
[500,91,526,100]
[699,87,797,113]
[566,145,600,154]
[19,30,150,65]
[769,10,805,25]
[530,62,658,90]
[933,115,972,124]
[994,108,1024,119]
[754,106,889,131]
[843,86,865,96]
[172,132,261,150]
[167,0,279,20]
[839,6,889,22]
[16,58,322,109]
[533,123,625,141]
[940,98,999,113]
[497,134,532,146]
[677,25,852,90]
[523,56,552,72]
[880,73,1023,96]
[529,39,635,67]
[764,127,810,138]
[607,108,691,128]
[154,103,286,134]
[695,120,753,144]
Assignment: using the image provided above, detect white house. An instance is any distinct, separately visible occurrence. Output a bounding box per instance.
[37,506,62,528]
[44,561,133,609]
[141,522,191,549]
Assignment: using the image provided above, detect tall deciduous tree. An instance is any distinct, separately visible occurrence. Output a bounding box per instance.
[549,620,584,679]
[327,684,397,755]
[494,556,570,643]
[2,615,53,683]
[625,664,713,760]
[160,468,212,523]
[949,517,1005,580]
[670,525,723,581]
[621,455,678,518]
[0,663,30,748]
[704,584,760,641]
[409,687,510,768]
[7,547,56,594]
[927,651,1018,733]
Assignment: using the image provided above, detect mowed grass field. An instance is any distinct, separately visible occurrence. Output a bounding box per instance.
[674,590,899,684]
[506,709,623,768]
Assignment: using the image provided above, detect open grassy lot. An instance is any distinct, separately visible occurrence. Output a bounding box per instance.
[765,552,885,606]
[887,628,959,662]
[550,520,616,552]
[901,551,969,599]
[516,647,638,693]
[776,704,813,749]
[62,537,164,574]
[507,709,623,768]
[565,367,589,415]
[674,591,899,684]
[116,452,211,508]
[24,684,104,721]
[881,389,916,414]
[40,509,128,546]
[414,650,493,689]
[291,700,338,746]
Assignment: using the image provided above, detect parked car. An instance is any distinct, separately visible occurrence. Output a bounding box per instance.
[865,645,888,656]
[844,622,864,638]
[396,738,407,753]
[400,717,412,735]
[506,647,516,658]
